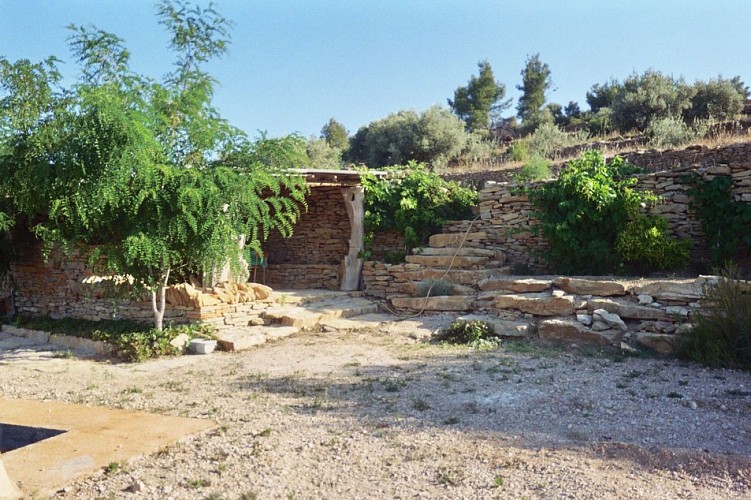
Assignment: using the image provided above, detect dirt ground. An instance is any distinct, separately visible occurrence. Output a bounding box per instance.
[1,313,750,499]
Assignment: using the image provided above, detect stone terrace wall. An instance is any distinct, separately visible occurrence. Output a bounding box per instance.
[444,143,751,270]
[3,241,187,323]
[264,185,351,290]
[0,240,281,333]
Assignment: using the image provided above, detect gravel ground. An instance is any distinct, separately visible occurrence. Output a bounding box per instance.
[1,313,750,499]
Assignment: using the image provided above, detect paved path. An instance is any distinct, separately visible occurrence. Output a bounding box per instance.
[0,331,72,364]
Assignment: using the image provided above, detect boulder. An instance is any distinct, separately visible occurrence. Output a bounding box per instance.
[455,314,531,337]
[495,293,574,316]
[538,318,622,346]
[169,333,190,350]
[249,283,273,300]
[553,277,627,296]
[635,332,681,354]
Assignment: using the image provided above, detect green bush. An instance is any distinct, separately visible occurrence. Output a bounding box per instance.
[513,156,551,183]
[679,265,751,370]
[436,320,497,345]
[526,151,653,274]
[508,141,528,162]
[615,215,690,272]
[646,116,707,148]
[687,175,751,266]
[361,162,477,249]
[14,316,215,362]
[527,123,570,159]
[416,279,456,297]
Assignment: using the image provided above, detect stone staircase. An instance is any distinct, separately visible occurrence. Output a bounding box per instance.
[215,292,379,351]
[390,231,507,313]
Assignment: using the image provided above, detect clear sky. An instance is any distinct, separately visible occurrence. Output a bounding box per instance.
[2,0,750,139]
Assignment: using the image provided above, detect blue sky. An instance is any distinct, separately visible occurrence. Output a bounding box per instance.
[2,0,750,139]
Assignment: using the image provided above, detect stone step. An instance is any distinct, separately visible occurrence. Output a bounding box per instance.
[494,293,576,316]
[400,268,497,287]
[404,255,489,269]
[428,232,487,248]
[479,277,552,293]
[390,295,474,312]
[412,247,495,257]
[215,325,299,351]
[262,297,379,328]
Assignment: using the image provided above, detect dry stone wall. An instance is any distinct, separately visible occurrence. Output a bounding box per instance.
[263,185,351,290]
[443,142,751,270]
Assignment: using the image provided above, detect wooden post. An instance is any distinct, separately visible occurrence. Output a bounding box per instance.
[341,186,365,291]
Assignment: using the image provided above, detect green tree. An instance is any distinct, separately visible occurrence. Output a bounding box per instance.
[526,151,656,274]
[448,60,510,132]
[611,70,694,131]
[0,1,308,329]
[306,137,343,170]
[516,54,553,124]
[320,117,349,151]
[346,105,468,169]
[685,76,747,122]
[585,79,622,113]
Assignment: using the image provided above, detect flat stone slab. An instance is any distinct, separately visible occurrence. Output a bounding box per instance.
[404,254,489,268]
[538,318,622,346]
[262,307,323,328]
[455,314,531,337]
[495,293,575,316]
[479,277,552,293]
[428,232,486,247]
[588,298,667,320]
[414,247,495,257]
[632,278,711,302]
[215,328,268,351]
[553,277,627,296]
[391,295,474,311]
[0,398,214,498]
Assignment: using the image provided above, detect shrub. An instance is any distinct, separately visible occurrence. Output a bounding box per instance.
[361,162,477,249]
[615,215,690,272]
[436,320,497,345]
[646,116,707,148]
[416,278,456,297]
[686,175,751,266]
[526,151,653,274]
[508,141,529,162]
[587,107,614,136]
[513,156,551,183]
[527,122,571,159]
[679,265,751,370]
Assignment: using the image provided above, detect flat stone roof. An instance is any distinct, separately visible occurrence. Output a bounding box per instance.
[293,169,387,186]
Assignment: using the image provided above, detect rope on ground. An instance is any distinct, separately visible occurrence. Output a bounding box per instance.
[379,215,480,321]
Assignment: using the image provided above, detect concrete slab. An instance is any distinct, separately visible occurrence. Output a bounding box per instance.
[0,398,215,497]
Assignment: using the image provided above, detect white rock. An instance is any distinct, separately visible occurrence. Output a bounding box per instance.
[593,309,628,332]
[577,314,593,326]
[637,294,653,305]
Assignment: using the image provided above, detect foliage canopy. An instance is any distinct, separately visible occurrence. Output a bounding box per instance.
[0,1,308,329]
[448,60,510,132]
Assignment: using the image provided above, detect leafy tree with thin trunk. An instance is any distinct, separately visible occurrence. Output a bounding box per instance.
[320,118,349,152]
[448,60,510,132]
[516,53,553,125]
[0,1,308,330]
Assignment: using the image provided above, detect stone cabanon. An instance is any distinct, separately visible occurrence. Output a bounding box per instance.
[263,169,384,291]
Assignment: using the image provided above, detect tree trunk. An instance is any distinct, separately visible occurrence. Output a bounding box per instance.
[151,266,171,331]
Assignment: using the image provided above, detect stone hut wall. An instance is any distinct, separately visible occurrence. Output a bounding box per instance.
[264,185,350,289]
